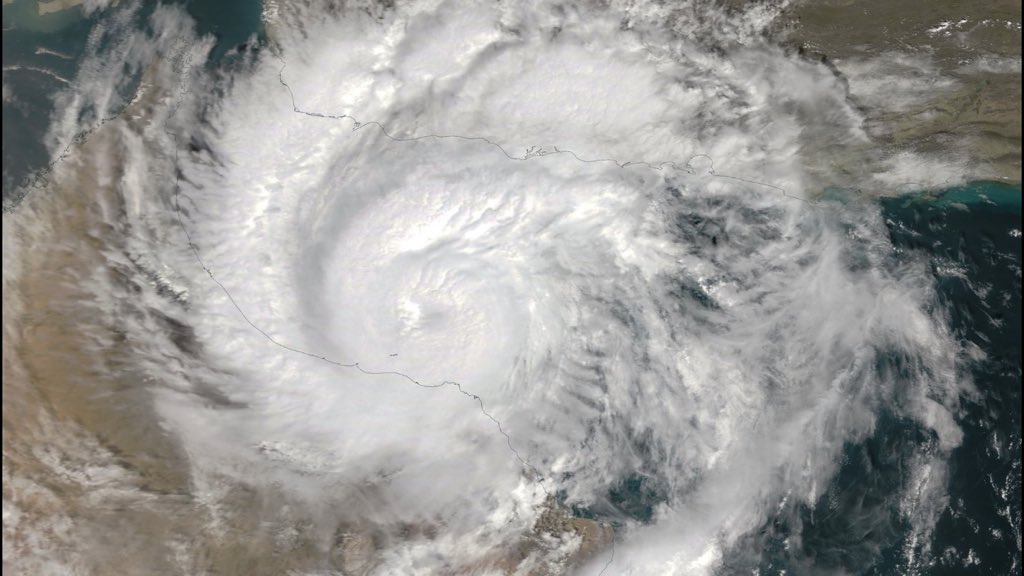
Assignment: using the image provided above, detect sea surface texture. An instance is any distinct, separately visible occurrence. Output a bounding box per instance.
[2,1,1020,575]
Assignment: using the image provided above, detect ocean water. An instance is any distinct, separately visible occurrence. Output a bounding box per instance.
[554,183,1022,575]
[182,0,264,61]
[1,0,262,203]
[883,183,1022,575]
[2,0,92,198]
[764,183,1020,574]
[3,0,1021,573]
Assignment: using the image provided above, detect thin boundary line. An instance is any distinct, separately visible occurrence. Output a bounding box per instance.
[168,46,821,576]
[168,43,555,496]
[275,58,819,209]
[25,37,832,575]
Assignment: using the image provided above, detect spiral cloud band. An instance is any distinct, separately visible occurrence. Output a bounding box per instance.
[5,0,973,574]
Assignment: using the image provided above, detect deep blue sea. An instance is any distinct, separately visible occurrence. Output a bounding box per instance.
[728,183,1022,574]
[2,2,1020,572]
[881,183,1021,575]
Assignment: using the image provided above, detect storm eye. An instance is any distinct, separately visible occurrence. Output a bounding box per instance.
[3,1,1012,575]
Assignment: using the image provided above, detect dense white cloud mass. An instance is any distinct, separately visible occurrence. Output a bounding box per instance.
[10,0,973,573]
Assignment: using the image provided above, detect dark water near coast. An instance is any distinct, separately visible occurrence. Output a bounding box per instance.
[882,182,1021,575]
[721,182,1021,575]
[3,2,1021,572]
[557,182,1021,574]
[1,0,262,203]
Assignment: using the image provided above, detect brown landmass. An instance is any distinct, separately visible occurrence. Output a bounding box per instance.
[5,0,1019,573]
[774,0,1021,182]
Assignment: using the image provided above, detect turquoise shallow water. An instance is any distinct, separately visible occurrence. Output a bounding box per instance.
[2,3,1021,570]
[930,180,1023,210]
[704,183,1021,575]
[568,183,1021,575]
[797,184,1020,574]
[885,183,1021,575]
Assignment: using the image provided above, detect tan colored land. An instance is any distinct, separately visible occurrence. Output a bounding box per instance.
[37,0,119,16]
[7,0,1016,572]
[37,0,81,16]
[2,66,614,576]
[774,0,1022,182]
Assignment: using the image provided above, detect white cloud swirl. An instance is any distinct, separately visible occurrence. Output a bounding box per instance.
[15,0,972,573]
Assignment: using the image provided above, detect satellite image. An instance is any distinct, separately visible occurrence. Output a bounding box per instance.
[2,0,1020,574]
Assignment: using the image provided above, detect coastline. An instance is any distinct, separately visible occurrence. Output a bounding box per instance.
[2,1,1019,573]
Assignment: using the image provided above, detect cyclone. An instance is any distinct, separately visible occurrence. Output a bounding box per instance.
[3,0,981,574]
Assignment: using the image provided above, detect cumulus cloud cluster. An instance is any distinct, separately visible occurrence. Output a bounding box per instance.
[7,0,973,573]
